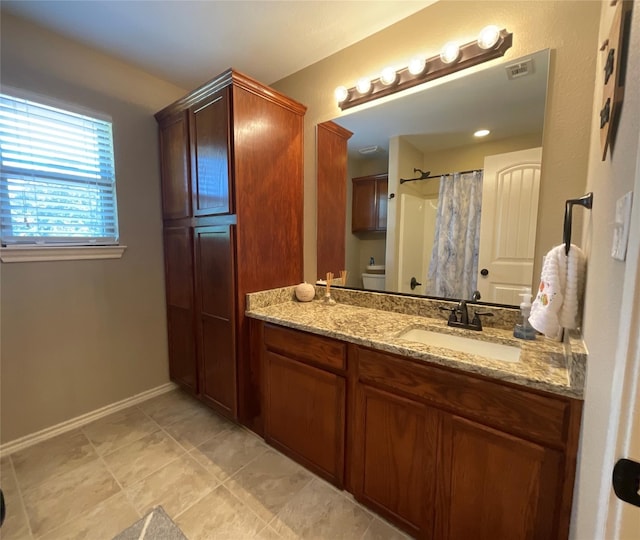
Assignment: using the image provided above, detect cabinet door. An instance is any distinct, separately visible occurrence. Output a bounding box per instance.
[163,226,197,392]
[190,88,232,216]
[436,415,563,540]
[159,112,190,220]
[195,225,237,417]
[376,177,388,230]
[264,351,345,486]
[352,174,388,232]
[352,178,377,232]
[352,383,438,538]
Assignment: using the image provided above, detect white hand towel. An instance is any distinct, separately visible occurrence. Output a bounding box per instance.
[528,244,586,340]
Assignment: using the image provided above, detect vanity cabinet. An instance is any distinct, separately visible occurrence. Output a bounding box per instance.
[352,345,580,540]
[261,324,347,486]
[352,173,388,232]
[254,320,582,540]
[156,70,306,427]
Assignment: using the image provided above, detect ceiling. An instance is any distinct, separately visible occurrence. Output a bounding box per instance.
[1,0,435,90]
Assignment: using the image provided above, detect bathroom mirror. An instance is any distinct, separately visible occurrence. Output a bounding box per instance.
[323,49,550,307]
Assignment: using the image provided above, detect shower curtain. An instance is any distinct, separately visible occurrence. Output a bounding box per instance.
[426,170,483,299]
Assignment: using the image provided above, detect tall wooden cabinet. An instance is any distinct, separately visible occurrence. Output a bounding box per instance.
[156,69,306,429]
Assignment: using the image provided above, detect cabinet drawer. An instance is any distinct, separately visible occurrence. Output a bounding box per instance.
[264,324,346,371]
[356,346,569,448]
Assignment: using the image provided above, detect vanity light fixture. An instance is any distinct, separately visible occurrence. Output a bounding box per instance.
[474,129,490,137]
[356,77,372,95]
[440,42,461,64]
[335,27,512,111]
[477,25,501,49]
[408,56,427,75]
[380,67,398,85]
[334,85,349,103]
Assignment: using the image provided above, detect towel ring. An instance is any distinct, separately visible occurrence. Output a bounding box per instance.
[563,193,593,254]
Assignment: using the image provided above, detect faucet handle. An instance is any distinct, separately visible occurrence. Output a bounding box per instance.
[439,305,458,324]
[471,310,494,330]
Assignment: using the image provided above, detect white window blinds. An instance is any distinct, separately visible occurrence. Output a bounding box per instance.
[0,92,119,245]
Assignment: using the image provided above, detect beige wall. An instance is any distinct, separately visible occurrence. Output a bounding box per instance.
[272,0,600,285]
[0,13,187,443]
[576,1,640,538]
[420,132,543,179]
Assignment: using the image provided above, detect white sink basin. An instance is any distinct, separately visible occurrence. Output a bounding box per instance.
[398,328,521,363]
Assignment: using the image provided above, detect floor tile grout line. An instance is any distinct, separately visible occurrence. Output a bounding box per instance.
[80,405,165,458]
[12,429,99,497]
[83,433,143,519]
[148,392,397,537]
[5,454,36,540]
[26,432,144,539]
[127,390,407,538]
[34,490,135,540]
[218,480,275,532]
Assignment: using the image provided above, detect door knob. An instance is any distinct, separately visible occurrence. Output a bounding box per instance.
[612,458,640,507]
[480,268,489,276]
[410,277,422,290]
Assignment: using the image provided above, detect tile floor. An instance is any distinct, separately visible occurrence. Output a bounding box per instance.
[0,389,409,539]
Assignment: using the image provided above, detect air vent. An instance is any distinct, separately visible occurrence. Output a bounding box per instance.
[505,58,534,80]
[358,145,379,155]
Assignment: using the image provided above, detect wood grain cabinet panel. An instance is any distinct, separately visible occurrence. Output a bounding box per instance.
[352,383,437,538]
[195,226,236,415]
[436,415,562,540]
[264,324,346,371]
[190,88,232,217]
[163,226,196,393]
[158,112,190,220]
[316,121,352,278]
[264,350,345,486]
[352,174,388,233]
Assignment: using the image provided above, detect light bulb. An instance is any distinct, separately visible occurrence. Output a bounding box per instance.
[477,25,501,49]
[474,129,490,137]
[380,67,397,85]
[408,56,426,75]
[334,86,349,103]
[356,77,372,94]
[440,42,460,64]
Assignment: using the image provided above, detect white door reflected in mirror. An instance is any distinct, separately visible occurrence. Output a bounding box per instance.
[477,147,542,304]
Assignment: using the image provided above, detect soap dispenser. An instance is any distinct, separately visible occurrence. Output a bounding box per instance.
[514,287,536,340]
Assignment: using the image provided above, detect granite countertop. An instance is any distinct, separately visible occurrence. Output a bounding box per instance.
[246,287,586,399]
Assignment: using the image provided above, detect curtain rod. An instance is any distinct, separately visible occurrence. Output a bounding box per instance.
[399,168,483,184]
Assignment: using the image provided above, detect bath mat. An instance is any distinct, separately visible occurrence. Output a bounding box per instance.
[112,506,187,540]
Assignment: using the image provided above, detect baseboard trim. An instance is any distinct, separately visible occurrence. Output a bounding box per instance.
[0,382,178,456]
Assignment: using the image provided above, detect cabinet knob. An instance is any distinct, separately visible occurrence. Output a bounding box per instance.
[480,268,489,276]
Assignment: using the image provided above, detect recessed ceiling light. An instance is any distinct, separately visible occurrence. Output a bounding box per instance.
[474,129,490,137]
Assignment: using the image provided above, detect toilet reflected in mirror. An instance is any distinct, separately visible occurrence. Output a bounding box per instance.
[362,271,385,291]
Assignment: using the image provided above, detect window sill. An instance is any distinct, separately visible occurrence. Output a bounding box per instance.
[0,245,127,263]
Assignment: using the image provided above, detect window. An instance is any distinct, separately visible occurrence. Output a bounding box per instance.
[0,92,119,247]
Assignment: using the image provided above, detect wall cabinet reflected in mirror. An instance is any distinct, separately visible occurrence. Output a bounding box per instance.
[352,173,388,233]
[317,49,550,307]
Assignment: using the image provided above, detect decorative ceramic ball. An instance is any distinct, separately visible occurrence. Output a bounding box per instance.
[294,282,315,302]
